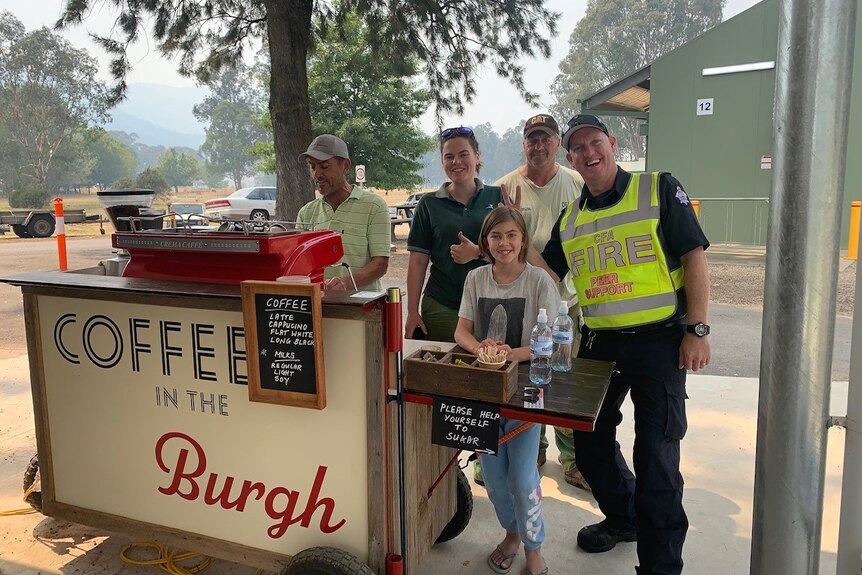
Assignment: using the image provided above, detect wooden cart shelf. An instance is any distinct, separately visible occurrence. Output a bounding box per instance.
[403,345,614,433]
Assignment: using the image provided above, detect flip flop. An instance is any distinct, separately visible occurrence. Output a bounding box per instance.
[487,544,517,574]
[524,567,549,575]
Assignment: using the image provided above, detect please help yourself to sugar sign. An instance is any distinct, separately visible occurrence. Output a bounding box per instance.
[431,396,500,454]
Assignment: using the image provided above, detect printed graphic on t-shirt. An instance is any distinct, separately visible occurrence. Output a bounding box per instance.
[477,297,526,348]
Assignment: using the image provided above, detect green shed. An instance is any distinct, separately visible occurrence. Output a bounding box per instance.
[581,0,862,247]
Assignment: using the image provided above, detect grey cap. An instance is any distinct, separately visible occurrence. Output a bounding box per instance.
[298,134,350,161]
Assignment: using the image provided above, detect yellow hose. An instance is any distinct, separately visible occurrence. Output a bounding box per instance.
[120,541,213,575]
[0,470,40,516]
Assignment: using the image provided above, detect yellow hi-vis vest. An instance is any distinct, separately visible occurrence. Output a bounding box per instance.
[559,172,684,330]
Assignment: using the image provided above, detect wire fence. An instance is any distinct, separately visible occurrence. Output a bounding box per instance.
[695,197,770,247]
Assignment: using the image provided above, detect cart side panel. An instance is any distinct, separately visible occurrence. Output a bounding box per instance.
[23,293,56,510]
[365,319,387,575]
[31,290,374,568]
[387,398,457,574]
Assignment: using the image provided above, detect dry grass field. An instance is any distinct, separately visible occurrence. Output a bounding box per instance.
[0,186,431,240]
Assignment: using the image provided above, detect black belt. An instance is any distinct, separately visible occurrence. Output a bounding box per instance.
[583,320,684,336]
[619,321,684,334]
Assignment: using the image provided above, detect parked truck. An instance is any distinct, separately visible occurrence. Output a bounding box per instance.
[0,209,96,238]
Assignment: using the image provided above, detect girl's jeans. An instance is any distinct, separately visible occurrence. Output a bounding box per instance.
[480,418,544,549]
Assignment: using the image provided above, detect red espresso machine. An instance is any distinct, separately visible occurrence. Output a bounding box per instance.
[98,190,344,285]
[111,226,344,285]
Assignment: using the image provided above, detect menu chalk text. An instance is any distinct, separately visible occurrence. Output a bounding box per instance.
[241,281,326,409]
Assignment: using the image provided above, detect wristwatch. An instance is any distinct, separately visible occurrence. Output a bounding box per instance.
[686,322,710,337]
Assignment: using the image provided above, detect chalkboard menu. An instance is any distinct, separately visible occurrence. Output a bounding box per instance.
[241,281,326,409]
[431,396,499,454]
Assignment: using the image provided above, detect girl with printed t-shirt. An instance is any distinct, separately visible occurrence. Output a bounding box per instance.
[455,206,560,575]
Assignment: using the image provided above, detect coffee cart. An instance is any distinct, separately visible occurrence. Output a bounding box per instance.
[4,205,613,575]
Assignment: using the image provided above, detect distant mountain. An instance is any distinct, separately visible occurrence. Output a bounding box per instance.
[106,109,205,149]
[105,83,208,149]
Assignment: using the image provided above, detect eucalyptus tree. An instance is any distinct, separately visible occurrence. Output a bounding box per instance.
[86,129,136,189]
[0,12,110,191]
[156,148,201,194]
[193,64,267,190]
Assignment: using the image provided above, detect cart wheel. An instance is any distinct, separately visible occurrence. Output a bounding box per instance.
[435,467,473,543]
[22,454,42,512]
[11,224,31,238]
[281,546,374,575]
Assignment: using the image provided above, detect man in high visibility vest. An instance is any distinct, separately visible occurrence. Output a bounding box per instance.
[521,113,711,575]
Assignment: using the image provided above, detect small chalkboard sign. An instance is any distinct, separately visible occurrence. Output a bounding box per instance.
[431,396,500,454]
[241,281,326,409]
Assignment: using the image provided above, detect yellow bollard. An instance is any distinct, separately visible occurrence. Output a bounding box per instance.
[691,199,700,219]
[849,201,861,260]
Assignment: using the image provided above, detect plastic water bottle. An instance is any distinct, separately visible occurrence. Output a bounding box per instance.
[551,301,573,373]
[529,308,553,385]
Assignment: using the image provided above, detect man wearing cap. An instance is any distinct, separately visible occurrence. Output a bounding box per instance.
[492,113,589,492]
[297,134,390,291]
[521,114,710,574]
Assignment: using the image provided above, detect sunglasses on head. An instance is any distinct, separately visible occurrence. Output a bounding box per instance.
[441,126,474,140]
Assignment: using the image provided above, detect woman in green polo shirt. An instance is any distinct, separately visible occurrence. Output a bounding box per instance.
[404,126,503,341]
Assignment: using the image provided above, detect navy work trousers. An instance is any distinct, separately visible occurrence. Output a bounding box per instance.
[573,323,689,575]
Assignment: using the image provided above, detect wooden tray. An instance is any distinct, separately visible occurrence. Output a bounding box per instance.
[403,349,520,404]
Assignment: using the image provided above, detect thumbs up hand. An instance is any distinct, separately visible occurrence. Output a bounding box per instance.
[450,231,480,264]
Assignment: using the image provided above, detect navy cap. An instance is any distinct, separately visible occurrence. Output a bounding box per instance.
[561,114,610,150]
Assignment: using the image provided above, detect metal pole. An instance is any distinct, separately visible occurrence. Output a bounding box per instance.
[751,0,857,573]
[386,287,409,574]
[837,218,862,573]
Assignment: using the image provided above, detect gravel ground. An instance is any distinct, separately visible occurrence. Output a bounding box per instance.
[709,262,856,316]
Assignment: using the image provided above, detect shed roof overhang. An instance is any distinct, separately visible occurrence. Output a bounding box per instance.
[580,65,651,117]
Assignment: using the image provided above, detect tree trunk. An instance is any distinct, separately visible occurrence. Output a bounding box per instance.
[264,0,315,221]
[621,118,644,161]
[233,172,242,190]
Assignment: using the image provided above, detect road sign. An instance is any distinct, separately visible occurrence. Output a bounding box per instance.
[355,165,366,183]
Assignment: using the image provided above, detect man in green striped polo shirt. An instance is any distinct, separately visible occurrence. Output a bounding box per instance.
[297,134,390,291]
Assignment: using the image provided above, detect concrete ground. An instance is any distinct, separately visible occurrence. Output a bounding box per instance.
[0,348,848,574]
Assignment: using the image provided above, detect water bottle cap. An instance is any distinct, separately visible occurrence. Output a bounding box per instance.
[538,308,547,323]
[558,301,568,314]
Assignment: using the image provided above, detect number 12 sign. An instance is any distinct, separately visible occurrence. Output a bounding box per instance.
[696,98,714,116]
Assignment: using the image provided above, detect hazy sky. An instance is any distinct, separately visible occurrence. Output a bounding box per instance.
[2,0,761,134]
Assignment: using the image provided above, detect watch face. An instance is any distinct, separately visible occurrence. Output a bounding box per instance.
[695,323,709,337]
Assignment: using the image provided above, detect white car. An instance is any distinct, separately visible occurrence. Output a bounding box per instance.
[204,187,277,221]
[168,202,209,228]
[398,191,432,218]
[169,202,205,219]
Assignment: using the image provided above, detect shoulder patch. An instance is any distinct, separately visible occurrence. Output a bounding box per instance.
[675,185,689,206]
